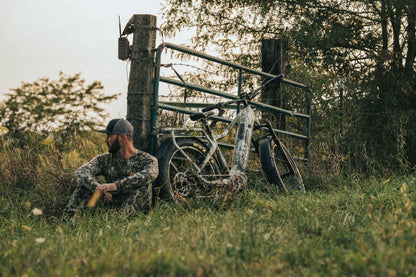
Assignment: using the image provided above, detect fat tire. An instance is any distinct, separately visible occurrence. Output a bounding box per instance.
[258,136,305,193]
[154,138,222,199]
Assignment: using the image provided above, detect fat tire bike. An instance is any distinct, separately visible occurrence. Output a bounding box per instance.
[154,75,305,200]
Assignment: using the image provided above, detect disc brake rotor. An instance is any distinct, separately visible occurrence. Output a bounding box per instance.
[172,172,196,197]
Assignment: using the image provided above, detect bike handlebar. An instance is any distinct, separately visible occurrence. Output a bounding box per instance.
[198,74,284,115]
[247,74,283,99]
[201,99,240,113]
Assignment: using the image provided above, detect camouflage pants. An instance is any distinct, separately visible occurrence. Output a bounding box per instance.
[65,182,152,214]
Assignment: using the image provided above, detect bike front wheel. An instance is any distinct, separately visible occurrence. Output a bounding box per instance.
[258,136,305,193]
[155,138,222,199]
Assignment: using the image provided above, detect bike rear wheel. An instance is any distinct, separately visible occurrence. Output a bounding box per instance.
[258,136,305,193]
[155,138,222,199]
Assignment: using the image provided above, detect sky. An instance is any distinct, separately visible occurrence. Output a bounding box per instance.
[0,0,183,120]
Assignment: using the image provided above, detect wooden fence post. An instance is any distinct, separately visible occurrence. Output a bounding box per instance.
[125,14,157,151]
[261,39,287,130]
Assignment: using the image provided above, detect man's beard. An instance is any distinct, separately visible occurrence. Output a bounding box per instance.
[109,136,121,154]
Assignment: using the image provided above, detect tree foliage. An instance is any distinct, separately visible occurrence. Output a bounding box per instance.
[0,72,118,135]
[161,0,416,171]
[162,0,415,74]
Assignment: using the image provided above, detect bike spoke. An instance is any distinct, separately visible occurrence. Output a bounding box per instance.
[169,161,180,174]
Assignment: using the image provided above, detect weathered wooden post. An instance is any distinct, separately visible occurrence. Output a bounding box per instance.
[120,14,157,151]
[261,39,286,130]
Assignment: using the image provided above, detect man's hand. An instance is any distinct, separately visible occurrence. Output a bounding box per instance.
[96,183,117,202]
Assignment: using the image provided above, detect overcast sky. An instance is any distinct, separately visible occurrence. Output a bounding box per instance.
[0,0,180,120]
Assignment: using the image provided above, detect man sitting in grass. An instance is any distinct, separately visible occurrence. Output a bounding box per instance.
[64,118,158,214]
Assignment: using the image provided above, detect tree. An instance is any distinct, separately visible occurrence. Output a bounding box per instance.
[161,0,416,171]
[161,0,415,75]
[0,72,118,135]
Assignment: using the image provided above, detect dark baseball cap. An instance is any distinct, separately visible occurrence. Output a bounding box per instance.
[97,119,133,135]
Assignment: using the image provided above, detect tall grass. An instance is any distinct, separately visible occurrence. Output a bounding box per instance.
[1,133,415,276]
[0,133,105,219]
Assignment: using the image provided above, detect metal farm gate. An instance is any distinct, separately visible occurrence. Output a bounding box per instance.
[150,43,311,162]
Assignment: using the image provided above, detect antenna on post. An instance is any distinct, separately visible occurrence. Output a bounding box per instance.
[118,15,122,37]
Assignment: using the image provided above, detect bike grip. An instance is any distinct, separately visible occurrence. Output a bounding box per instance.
[86,189,103,208]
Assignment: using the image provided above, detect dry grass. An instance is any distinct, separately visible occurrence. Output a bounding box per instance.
[1,133,416,276]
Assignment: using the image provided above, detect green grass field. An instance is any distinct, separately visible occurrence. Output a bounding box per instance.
[1,173,415,276]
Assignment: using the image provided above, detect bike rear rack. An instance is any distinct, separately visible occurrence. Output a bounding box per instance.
[151,43,312,163]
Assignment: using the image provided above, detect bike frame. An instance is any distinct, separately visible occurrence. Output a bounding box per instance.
[154,75,296,189]
[155,101,260,184]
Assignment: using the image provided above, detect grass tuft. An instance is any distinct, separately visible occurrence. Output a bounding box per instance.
[1,132,416,275]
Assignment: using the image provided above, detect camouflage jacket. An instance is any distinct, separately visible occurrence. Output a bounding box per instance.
[75,149,158,194]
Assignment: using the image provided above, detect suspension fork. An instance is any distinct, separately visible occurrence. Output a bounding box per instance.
[259,121,296,174]
[262,121,280,142]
